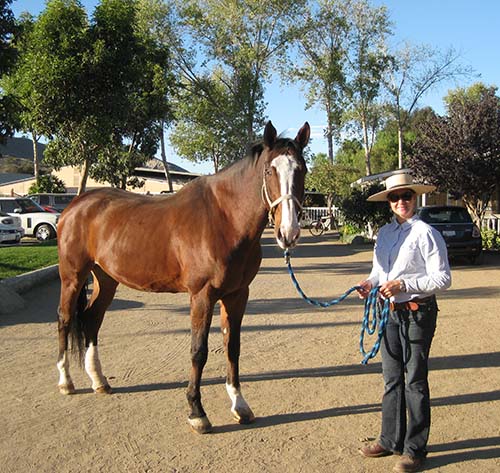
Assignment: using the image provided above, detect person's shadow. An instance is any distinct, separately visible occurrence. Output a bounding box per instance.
[425,436,500,470]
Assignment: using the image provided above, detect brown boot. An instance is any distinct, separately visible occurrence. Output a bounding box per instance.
[393,454,424,472]
[359,443,393,458]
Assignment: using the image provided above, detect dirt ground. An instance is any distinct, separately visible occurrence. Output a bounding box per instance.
[1,228,499,473]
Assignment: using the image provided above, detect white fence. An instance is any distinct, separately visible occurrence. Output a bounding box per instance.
[302,206,341,227]
[482,215,500,233]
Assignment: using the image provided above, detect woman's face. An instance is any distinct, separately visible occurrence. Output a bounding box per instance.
[387,189,417,223]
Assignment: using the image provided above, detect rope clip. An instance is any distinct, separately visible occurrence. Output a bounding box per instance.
[284,249,290,265]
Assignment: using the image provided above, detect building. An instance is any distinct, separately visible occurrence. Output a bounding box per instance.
[0,137,202,195]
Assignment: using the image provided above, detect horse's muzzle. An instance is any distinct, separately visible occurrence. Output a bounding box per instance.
[276,225,300,249]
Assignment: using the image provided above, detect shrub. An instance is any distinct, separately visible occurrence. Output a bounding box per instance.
[481,228,500,250]
[28,174,66,194]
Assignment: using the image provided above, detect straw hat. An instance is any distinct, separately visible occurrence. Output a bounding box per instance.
[367,173,436,202]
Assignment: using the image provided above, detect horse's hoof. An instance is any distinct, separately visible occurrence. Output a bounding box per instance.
[188,416,213,434]
[232,407,256,424]
[58,383,75,395]
[94,384,112,394]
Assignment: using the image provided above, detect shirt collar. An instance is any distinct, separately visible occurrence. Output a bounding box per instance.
[390,214,421,231]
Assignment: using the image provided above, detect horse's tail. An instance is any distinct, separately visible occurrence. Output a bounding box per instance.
[69,280,88,366]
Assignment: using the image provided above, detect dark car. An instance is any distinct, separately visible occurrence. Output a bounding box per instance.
[417,205,482,263]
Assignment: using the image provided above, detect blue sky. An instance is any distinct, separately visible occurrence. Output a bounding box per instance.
[11,0,500,174]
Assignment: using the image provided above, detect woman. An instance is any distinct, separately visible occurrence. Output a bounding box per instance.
[357,173,451,473]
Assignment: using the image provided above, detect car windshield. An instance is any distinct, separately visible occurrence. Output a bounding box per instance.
[13,198,46,213]
[420,208,472,224]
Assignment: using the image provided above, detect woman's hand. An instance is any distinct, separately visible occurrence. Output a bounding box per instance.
[356,280,373,299]
[379,280,403,299]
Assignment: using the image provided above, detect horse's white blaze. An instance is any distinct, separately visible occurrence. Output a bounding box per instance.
[84,343,108,390]
[271,154,300,246]
[226,383,250,416]
[57,350,72,386]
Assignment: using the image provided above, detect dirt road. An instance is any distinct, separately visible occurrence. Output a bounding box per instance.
[1,229,499,472]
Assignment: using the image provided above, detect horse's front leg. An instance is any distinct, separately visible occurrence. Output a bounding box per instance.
[220,287,255,424]
[186,289,215,434]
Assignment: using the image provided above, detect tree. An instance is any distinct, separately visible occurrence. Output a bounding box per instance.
[0,0,19,143]
[171,0,305,171]
[170,71,244,172]
[384,43,473,168]
[8,0,176,193]
[284,0,348,162]
[27,174,66,194]
[342,0,393,176]
[133,0,177,190]
[2,12,45,178]
[340,182,392,237]
[409,83,500,226]
[306,152,358,211]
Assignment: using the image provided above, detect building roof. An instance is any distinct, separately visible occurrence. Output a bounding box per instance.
[143,158,192,174]
[0,173,34,185]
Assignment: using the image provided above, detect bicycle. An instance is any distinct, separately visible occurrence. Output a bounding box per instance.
[308,214,339,236]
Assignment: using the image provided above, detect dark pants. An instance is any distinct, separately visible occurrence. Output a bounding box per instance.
[378,298,438,458]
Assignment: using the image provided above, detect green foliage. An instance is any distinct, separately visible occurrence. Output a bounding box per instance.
[341,222,362,236]
[4,0,175,192]
[169,70,248,172]
[0,240,58,280]
[284,0,349,161]
[340,182,392,236]
[306,152,359,208]
[409,83,500,226]
[172,0,302,170]
[0,0,17,75]
[0,0,19,142]
[27,174,66,194]
[481,229,500,250]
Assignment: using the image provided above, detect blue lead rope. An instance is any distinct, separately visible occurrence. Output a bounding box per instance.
[284,250,390,364]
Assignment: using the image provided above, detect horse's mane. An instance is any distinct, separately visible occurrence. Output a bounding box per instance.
[218,134,302,176]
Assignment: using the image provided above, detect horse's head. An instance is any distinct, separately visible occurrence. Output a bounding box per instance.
[262,121,310,249]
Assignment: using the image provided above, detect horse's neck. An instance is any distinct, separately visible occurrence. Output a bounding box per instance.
[212,156,268,239]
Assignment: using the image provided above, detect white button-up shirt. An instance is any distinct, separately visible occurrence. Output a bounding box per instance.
[367,215,451,302]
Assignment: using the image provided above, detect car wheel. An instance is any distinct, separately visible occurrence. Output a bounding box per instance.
[35,224,55,241]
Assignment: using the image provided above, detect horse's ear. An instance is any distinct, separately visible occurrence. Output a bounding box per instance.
[263,121,277,147]
[295,122,310,149]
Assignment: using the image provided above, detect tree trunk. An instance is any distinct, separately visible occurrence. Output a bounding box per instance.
[326,125,334,163]
[31,134,39,181]
[160,121,173,192]
[362,124,372,176]
[78,157,90,195]
[326,101,334,163]
[398,125,404,169]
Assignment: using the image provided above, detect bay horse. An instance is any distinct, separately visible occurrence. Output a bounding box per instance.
[56,121,310,433]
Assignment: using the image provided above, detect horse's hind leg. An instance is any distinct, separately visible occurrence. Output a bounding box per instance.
[82,266,118,394]
[220,287,255,424]
[186,288,216,434]
[57,268,90,394]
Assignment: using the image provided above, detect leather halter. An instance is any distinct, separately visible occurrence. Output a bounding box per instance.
[261,166,303,224]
